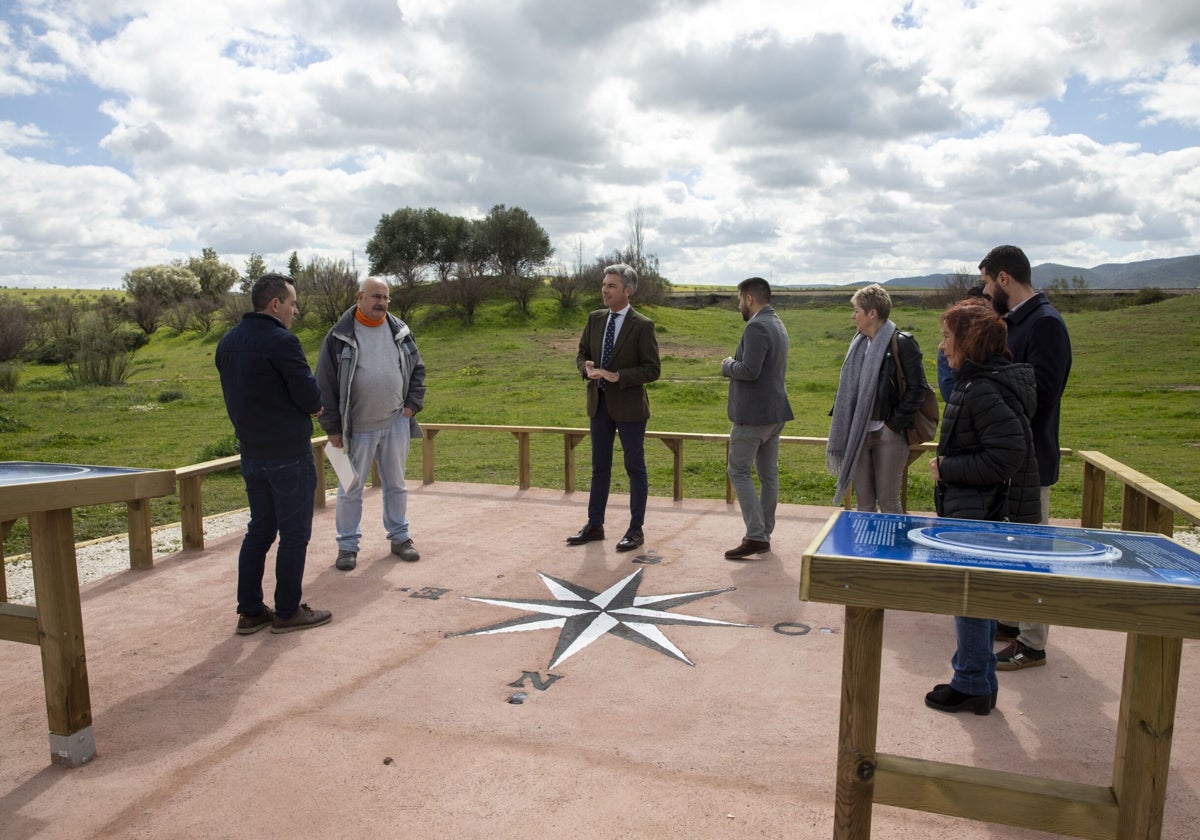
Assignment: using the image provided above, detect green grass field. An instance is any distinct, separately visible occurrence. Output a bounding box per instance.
[2,291,1198,558]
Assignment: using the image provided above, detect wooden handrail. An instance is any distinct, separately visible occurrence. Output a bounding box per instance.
[175,438,330,550]
[419,423,935,505]
[1077,450,1200,535]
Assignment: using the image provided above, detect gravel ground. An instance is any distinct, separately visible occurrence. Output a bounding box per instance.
[3,513,1198,606]
[3,510,250,605]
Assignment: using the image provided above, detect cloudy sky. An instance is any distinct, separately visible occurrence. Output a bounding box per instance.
[2,1,1199,290]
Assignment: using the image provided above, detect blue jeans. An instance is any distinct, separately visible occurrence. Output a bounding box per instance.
[237,451,317,620]
[727,422,785,542]
[336,413,412,552]
[587,391,648,530]
[951,617,998,696]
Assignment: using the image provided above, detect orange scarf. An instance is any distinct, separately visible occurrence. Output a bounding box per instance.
[355,308,385,328]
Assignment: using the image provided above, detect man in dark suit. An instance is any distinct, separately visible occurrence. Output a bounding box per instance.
[979,244,1072,670]
[567,263,661,552]
[721,277,794,559]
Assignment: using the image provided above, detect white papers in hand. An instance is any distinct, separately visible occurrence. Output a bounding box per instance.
[325,444,359,491]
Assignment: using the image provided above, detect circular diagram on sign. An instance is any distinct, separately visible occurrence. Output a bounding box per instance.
[907,526,1122,564]
[0,463,93,486]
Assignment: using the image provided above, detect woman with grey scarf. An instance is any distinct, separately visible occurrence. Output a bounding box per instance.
[826,284,928,510]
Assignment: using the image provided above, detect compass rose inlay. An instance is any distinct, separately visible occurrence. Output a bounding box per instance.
[452,568,754,667]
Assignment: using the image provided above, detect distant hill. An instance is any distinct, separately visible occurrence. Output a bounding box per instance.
[878,254,1200,290]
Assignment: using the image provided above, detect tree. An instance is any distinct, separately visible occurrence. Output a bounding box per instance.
[287,251,301,278]
[123,265,202,334]
[434,220,495,325]
[241,252,268,294]
[936,266,980,308]
[292,256,359,329]
[476,204,553,315]
[547,261,588,310]
[478,203,553,279]
[186,248,240,301]
[0,297,31,361]
[367,207,427,285]
[423,208,471,283]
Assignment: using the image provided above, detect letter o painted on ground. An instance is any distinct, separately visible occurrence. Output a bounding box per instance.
[773,622,811,636]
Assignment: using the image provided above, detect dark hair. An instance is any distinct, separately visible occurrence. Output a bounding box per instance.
[942,298,1012,365]
[737,276,771,302]
[978,245,1031,286]
[250,273,294,312]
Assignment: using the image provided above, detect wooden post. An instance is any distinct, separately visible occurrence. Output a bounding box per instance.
[28,507,95,767]
[1112,633,1181,839]
[0,517,14,602]
[724,440,734,504]
[422,429,439,485]
[125,498,154,568]
[179,475,206,550]
[660,438,684,501]
[514,431,531,490]
[311,440,328,509]
[833,605,884,839]
[1081,460,1106,529]
[564,433,585,493]
[1121,485,1148,532]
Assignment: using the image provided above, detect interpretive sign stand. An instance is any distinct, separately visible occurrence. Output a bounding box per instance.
[0,462,175,767]
[801,510,1200,840]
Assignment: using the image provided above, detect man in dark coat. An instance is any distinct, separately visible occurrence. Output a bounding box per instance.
[566,263,661,553]
[979,245,1072,670]
[216,273,330,635]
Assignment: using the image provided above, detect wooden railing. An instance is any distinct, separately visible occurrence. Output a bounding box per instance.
[419,423,933,504]
[174,438,330,550]
[6,429,1197,586]
[1078,450,1200,536]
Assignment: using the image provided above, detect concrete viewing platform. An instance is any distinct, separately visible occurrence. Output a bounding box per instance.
[3,482,1199,839]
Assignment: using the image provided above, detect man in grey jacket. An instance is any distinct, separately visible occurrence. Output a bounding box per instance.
[721,277,794,559]
[316,276,426,571]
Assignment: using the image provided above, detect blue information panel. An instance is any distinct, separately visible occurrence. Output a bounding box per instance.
[0,461,153,487]
[814,511,1200,587]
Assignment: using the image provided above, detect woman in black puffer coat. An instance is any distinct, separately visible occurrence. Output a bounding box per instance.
[924,299,1039,716]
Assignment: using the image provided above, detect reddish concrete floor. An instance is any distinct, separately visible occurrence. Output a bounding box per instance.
[2,482,1199,840]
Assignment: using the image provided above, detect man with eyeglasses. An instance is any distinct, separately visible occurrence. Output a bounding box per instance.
[317,276,426,571]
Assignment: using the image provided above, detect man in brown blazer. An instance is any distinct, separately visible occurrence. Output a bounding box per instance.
[567,263,661,552]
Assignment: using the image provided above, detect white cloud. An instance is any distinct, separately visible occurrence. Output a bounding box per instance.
[0,0,1197,288]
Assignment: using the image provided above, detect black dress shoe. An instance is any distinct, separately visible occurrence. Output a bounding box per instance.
[615,529,644,552]
[724,538,770,560]
[566,524,605,545]
[924,683,994,715]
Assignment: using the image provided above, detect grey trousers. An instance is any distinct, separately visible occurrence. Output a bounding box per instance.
[727,422,786,542]
[1005,485,1052,650]
[853,425,909,513]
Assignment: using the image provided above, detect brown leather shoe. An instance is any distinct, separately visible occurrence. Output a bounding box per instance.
[724,538,770,560]
[566,524,605,545]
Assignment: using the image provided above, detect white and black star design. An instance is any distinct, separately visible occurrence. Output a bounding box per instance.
[452,568,754,667]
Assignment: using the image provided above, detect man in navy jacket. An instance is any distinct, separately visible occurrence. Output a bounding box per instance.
[216,273,330,635]
[979,245,1072,670]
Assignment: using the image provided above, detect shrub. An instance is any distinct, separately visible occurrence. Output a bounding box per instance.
[0,297,31,361]
[0,361,19,392]
[68,313,140,386]
[157,388,186,403]
[198,434,240,462]
[1131,287,1169,306]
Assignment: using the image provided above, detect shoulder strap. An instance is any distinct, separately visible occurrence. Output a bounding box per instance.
[890,333,908,394]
